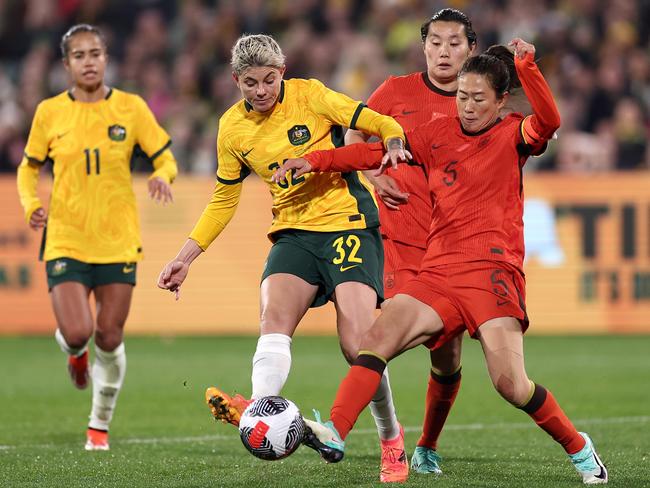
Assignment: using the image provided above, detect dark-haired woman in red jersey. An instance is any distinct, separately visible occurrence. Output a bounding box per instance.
[273,39,608,485]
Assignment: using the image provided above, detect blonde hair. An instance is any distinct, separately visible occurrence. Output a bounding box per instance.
[231,34,286,75]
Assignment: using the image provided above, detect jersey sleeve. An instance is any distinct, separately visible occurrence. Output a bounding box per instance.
[308,79,404,145]
[515,53,561,155]
[187,119,251,250]
[215,119,252,184]
[17,103,49,221]
[188,181,242,250]
[134,96,178,183]
[305,141,385,173]
[23,102,49,164]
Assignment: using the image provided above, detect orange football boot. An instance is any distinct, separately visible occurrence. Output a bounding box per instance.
[205,386,252,427]
[379,424,408,483]
[85,428,109,451]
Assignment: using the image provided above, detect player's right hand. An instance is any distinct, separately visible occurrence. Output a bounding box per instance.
[370,175,409,210]
[272,158,312,185]
[509,38,535,60]
[157,260,189,301]
[379,137,412,175]
[29,207,47,230]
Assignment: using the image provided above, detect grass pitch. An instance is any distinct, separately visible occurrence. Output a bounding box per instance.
[1,335,648,487]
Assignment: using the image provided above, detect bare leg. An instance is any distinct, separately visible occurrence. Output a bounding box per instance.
[478,318,588,455]
[50,282,93,353]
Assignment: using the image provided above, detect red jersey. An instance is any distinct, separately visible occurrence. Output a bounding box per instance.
[409,113,529,269]
[365,73,457,249]
[306,54,560,272]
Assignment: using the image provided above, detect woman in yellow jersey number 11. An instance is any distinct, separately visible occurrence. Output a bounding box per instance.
[157,34,412,483]
[17,24,178,450]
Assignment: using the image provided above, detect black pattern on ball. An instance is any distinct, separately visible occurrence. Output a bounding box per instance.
[245,396,289,417]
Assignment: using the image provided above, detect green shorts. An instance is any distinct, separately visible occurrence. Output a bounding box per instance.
[262,228,384,307]
[46,257,137,290]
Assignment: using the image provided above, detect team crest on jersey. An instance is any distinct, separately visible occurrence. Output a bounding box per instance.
[287,125,311,146]
[51,260,67,276]
[108,125,127,141]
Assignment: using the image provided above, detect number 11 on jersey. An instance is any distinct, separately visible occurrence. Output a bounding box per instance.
[84,148,100,175]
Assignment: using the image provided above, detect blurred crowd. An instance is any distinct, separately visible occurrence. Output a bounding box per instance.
[0,0,648,174]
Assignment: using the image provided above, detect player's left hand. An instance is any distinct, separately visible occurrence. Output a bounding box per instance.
[378,137,412,175]
[148,177,173,204]
[272,158,312,185]
[157,260,189,301]
[509,38,535,60]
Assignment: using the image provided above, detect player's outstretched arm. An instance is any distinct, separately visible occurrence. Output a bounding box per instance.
[510,39,561,145]
[157,238,203,300]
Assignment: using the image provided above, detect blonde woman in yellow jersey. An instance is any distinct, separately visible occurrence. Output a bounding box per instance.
[16,25,177,451]
[158,34,409,482]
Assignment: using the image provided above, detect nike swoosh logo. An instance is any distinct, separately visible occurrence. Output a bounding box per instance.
[496,299,508,306]
[340,265,359,272]
[122,265,135,274]
[56,131,71,139]
[240,148,254,158]
[402,110,417,115]
[431,143,447,149]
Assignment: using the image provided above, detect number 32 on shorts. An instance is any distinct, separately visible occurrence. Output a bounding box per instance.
[332,235,363,272]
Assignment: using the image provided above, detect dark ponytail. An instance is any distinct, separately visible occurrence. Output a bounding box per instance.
[485,45,521,89]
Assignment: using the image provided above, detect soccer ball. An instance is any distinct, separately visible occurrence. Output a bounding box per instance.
[239,396,306,461]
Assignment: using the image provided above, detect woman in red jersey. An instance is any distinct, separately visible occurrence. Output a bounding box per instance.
[273,39,608,485]
[345,9,477,473]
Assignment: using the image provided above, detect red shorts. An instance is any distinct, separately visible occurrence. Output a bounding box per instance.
[400,261,529,350]
[383,238,426,299]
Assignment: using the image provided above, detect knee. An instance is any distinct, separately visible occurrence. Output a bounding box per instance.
[492,375,531,406]
[339,323,385,364]
[259,304,294,334]
[63,330,91,349]
[94,324,124,351]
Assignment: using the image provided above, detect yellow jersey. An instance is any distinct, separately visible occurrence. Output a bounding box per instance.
[190,78,404,249]
[17,88,177,263]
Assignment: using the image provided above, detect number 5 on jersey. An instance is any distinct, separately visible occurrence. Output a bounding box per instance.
[332,234,363,272]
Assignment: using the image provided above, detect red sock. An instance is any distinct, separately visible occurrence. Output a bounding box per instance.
[330,355,385,440]
[519,383,586,454]
[417,368,461,449]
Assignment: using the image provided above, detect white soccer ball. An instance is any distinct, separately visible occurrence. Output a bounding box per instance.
[239,396,306,460]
